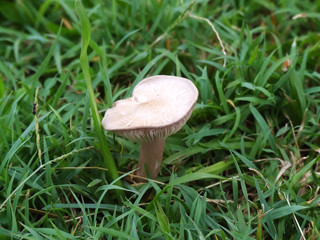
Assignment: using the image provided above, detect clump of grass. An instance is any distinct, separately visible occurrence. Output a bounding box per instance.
[0,0,320,239]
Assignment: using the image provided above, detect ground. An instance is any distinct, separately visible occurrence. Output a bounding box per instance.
[0,0,320,239]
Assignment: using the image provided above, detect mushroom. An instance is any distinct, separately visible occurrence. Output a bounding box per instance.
[102,75,198,179]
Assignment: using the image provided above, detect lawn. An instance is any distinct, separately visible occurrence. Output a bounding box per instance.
[0,0,320,239]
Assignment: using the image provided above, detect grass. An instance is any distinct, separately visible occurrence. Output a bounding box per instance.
[0,0,320,239]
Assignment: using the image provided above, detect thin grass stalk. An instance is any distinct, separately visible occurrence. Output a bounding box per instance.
[75,0,123,200]
[0,146,94,210]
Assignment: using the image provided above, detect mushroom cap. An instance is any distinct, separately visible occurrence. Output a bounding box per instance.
[102,75,198,142]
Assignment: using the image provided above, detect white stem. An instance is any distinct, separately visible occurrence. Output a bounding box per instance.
[136,139,165,179]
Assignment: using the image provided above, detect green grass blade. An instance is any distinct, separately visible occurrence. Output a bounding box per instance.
[290,154,320,187]
[90,227,133,239]
[75,0,123,199]
[249,104,276,152]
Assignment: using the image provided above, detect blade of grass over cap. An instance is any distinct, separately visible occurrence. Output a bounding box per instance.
[75,0,123,199]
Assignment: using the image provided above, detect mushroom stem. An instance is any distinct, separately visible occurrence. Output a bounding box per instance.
[136,139,165,179]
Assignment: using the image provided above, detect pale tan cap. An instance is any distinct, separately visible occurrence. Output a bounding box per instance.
[102,75,198,142]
